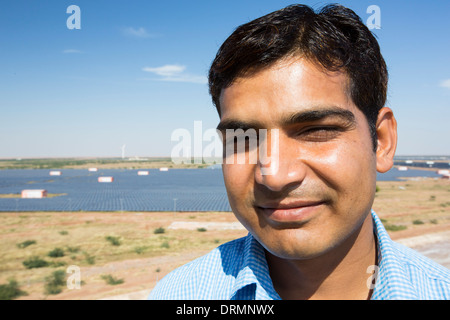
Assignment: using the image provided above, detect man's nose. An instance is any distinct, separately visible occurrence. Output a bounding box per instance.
[254,133,306,192]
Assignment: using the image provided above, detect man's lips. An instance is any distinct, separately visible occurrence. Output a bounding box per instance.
[256,200,326,223]
[259,200,325,209]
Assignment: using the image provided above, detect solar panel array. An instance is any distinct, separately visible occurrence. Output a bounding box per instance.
[0,167,441,212]
[0,169,232,212]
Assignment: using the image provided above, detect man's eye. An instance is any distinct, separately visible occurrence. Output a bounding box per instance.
[298,127,342,141]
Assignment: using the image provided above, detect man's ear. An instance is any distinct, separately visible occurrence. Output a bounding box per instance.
[376,107,397,173]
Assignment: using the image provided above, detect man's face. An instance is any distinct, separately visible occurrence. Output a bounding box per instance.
[218,58,378,260]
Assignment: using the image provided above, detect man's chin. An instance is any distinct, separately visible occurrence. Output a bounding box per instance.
[254,228,337,261]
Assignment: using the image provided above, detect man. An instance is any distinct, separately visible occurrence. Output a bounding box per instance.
[149,4,450,299]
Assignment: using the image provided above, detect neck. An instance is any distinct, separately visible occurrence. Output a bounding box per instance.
[266,213,377,300]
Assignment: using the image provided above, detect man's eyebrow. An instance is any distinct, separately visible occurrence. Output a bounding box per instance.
[216,119,264,132]
[216,107,356,132]
[282,107,356,127]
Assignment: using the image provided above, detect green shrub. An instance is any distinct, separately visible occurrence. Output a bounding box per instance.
[384,224,407,231]
[49,261,67,268]
[44,270,66,295]
[134,246,148,254]
[160,241,170,249]
[23,256,49,269]
[17,240,36,249]
[66,246,80,253]
[412,219,424,225]
[105,236,121,246]
[101,274,124,285]
[48,248,65,258]
[84,253,95,265]
[153,227,165,234]
[0,279,28,300]
[197,228,207,232]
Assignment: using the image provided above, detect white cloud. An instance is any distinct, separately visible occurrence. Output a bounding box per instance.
[439,79,450,89]
[142,64,207,84]
[122,27,154,38]
[63,49,83,54]
[143,65,186,77]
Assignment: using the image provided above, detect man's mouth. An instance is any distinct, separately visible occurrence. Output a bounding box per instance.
[256,200,326,224]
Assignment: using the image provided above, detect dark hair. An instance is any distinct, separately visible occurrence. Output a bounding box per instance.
[208,4,387,151]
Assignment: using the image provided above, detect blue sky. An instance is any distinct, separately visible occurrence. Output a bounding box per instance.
[0,0,449,158]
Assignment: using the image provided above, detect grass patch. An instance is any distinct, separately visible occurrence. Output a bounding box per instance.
[134,246,149,254]
[0,279,28,300]
[105,236,121,246]
[66,246,80,253]
[384,224,407,231]
[17,240,36,249]
[48,248,65,258]
[101,274,124,285]
[0,211,247,299]
[22,256,49,269]
[44,270,66,295]
[83,252,96,265]
[0,194,21,199]
[153,227,165,234]
[160,241,170,249]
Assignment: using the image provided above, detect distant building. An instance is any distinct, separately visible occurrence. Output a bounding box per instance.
[21,189,47,198]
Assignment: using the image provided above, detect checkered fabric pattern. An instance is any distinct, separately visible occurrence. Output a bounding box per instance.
[148,211,450,300]
[371,212,450,299]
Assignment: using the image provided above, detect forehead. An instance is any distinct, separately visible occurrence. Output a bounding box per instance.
[219,58,358,125]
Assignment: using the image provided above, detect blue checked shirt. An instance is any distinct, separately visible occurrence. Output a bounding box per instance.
[148,211,450,300]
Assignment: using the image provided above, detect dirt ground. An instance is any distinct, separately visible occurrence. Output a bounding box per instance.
[0,178,449,300]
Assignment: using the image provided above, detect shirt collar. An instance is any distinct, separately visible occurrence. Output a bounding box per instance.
[230,234,281,300]
[370,210,419,299]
